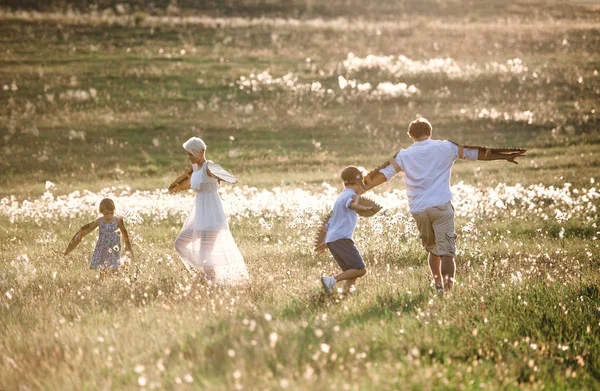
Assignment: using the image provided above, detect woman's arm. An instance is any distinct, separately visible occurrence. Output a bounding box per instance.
[117,217,134,258]
[205,166,222,185]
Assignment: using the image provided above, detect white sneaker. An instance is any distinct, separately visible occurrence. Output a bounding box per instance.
[320,276,336,294]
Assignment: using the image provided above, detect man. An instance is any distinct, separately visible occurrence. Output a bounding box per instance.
[365,118,524,293]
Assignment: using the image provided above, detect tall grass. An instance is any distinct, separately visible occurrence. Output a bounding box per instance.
[1,1,599,389]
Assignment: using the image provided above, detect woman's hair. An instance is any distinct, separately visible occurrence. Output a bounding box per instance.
[407,117,433,138]
[99,198,115,213]
[183,137,207,156]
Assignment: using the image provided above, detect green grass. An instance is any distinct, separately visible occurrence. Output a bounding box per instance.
[1,1,600,389]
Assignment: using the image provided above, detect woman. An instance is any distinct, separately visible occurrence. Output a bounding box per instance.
[174,137,249,285]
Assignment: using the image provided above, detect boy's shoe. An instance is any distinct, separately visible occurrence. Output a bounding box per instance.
[321,276,336,294]
[435,284,444,295]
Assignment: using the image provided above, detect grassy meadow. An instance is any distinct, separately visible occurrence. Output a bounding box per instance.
[1,1,600,389]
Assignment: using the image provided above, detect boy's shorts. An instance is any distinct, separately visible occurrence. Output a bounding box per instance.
[411,201,457,257]
[326,239,365,271]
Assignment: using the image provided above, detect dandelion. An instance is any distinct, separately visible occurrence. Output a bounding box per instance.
[320,343,330,353]
[269,332,278,348]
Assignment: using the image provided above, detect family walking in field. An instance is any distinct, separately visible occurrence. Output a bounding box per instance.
[65,117,524,295]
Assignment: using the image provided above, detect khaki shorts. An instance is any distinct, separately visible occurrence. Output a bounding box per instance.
[411,202,457,257]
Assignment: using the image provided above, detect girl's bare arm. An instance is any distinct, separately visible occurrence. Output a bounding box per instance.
[76,219,100,240]
[117,217,134,258]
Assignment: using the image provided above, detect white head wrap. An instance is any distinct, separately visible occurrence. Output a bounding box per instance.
[182,137,207,156]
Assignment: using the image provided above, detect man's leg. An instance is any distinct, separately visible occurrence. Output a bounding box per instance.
[440,256,455,290]
[428,253,444,289]
[430,202,457,292]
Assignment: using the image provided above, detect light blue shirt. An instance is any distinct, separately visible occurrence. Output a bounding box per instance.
[380,139,478,214]
[325,188,358,243]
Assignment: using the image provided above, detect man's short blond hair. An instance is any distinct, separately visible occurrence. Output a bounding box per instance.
[408,118,433,138]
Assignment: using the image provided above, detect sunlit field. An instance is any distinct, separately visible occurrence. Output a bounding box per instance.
[1,1,600,390]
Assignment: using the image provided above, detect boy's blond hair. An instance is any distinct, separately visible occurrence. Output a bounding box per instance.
[341,166,364,186]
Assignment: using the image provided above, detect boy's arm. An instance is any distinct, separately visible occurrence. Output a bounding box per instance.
[348,195,373,212]
[117,217,134,258]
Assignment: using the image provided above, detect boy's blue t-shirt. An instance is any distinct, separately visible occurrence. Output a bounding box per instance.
[325,188,358,244]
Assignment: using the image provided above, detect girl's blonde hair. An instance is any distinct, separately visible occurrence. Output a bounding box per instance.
[99,198,115,213]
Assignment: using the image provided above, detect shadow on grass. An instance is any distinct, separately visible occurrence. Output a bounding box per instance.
[341,290,430,327]
[279,291,330,320]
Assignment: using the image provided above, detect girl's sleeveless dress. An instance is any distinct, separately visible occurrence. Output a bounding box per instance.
[175,162,249,285]
[90,218,121,269]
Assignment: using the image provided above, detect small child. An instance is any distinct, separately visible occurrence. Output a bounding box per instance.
[320,166,372,294]
[66,198,133,269]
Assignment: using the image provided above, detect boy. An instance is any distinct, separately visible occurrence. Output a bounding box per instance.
[320,166,373,294]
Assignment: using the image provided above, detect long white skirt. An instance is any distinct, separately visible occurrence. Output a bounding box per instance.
[175,188,249,285]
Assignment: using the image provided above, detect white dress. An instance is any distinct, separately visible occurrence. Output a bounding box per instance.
[174,162,249,285]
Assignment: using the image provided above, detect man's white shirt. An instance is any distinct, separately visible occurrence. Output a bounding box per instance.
[380,139,478,214]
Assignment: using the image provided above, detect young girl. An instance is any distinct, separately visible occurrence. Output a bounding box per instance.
[65,198,133,269]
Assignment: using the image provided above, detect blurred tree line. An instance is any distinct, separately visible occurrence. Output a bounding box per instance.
[1,0,584,20]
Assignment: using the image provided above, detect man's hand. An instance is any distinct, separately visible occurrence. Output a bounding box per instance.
[364,172,387,191]
[505,151,526,165]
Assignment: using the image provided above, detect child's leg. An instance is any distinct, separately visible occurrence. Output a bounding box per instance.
[325,239,366,293]
[334,268,366,283]
[344,278,359,292]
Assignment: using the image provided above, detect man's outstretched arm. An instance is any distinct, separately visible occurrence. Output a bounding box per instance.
[364,172,388,191]
[477,150,525,164]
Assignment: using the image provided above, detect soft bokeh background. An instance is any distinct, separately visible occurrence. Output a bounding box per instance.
[1,1,599,390]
